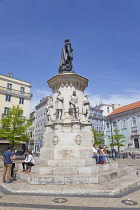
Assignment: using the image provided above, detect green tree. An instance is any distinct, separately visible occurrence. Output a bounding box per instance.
[92,128,105,146]
[109,127,126,153]
[0,105,32,146]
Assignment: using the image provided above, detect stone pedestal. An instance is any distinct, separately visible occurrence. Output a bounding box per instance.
[39,72,93,170]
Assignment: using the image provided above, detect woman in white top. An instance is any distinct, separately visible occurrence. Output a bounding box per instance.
[22,151,34,173]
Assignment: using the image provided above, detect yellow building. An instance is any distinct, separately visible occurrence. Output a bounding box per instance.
[0,73,32,153]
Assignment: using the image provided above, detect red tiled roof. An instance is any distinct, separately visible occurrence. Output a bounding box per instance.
[108,101,140,116]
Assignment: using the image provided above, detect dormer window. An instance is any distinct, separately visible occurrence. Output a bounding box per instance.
[7,83,12,91]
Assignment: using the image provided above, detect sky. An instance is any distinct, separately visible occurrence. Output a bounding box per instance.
[0,0,140,110]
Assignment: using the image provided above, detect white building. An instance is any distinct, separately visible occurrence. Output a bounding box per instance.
[34,96,49,152]
[105,101,140,152]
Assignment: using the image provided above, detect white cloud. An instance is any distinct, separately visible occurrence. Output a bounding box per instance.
[86,90,140,107]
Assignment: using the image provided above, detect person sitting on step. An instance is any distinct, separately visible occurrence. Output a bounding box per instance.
[22,151,34,173]
[92,144,100,164]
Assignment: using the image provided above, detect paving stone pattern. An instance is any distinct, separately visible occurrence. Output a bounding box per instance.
[0,159,140,209]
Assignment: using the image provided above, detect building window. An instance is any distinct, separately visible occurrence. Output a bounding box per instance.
[19,98,24,104]
[20,87,25,93]
[113,121,117,127]
[132,117,136,127]
[20,110,23,117]
[106,122,110,131]
[7,83,12,91]
[4,107,9,116]
[107,107,110,113]
[5,95,11,102]
[122,120,126,129]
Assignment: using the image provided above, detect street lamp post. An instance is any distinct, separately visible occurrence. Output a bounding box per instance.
[110,118,115,159]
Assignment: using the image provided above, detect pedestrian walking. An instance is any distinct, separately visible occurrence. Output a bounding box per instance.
[2,145,14,183]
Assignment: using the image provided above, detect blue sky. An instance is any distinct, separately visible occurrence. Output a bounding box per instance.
[0,0,140,110]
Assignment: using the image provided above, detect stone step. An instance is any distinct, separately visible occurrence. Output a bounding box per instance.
[17,165,130,185]
[19,161,118,175]
[34,158,97,167]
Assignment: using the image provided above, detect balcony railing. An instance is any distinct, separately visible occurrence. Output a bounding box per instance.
[131,127,139,136]
[1,113,25,119]
[0,86,33,99]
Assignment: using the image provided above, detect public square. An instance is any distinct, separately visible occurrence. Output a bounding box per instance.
[0,1,140,210]
[0,158,140,210]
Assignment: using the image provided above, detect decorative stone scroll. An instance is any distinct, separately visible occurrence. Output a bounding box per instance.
[52,135,60,145]
[74,135,82,145]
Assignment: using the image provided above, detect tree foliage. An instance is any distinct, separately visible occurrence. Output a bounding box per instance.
[92,128,105,146]
[0,105,32,145]
[109,127,126,153]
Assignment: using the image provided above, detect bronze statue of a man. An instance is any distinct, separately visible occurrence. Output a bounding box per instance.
[59,39,73,73]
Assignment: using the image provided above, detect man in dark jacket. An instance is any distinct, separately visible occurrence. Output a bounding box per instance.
[2,145,14,183]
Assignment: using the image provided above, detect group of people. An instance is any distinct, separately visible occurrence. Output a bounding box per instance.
[2,146,16,183]
[123,152,136,159]
[2,145,34,184]
[92,144,110,164]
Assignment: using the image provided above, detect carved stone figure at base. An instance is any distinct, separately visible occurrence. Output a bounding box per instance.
[69,90,79,120]
[55,91,64,120]
[83,95,90,122]
[46,97,53,122]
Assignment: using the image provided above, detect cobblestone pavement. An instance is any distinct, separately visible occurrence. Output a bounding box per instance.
[0,158,140,210]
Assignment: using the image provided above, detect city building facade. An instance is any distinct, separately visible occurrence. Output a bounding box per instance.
[89,103,121,134]
[89,107,104,133]
[33,96,49,152]
[105,101,140,152]
[0,73,32,153]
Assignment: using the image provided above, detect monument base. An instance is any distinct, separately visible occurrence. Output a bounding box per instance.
[17,161,133,185]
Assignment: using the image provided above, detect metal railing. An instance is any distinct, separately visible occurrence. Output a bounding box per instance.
[0,86,33,98]
[1,113,25,119]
